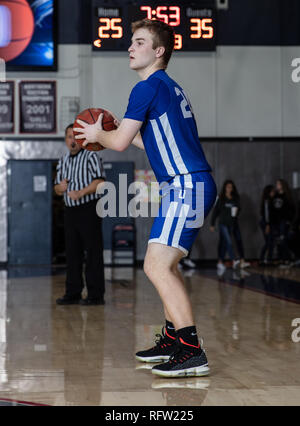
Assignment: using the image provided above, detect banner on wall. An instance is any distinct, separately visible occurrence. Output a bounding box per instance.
[19,81,57,134]
[135,169,160,204]
[0,81,14,134]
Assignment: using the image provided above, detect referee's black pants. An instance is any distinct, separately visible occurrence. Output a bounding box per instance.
[64,200,105,299]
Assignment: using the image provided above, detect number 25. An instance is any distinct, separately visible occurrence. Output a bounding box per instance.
[175,87,193,118]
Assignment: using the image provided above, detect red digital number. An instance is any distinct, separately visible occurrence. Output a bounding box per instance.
[202,18,213,39]
[140,6,180,27]
[111,18,123,38]
[99,18,110,38]
[140,6,152,19]
[156,6,168,24]
[174,34,182,50]
[190,18,214,39]
[169,6,180,26]
[98,18,123,39]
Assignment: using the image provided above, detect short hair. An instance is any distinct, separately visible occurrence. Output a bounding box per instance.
[131,19,175,68]
[65,123,73,136]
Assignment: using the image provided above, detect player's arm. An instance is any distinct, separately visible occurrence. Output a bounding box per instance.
[112,114,144,150]
[132,131,145,150]
[74,115,143,152]
[114,116,144,150]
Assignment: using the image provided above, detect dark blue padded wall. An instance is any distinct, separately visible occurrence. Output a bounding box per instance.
[7,160,53,265]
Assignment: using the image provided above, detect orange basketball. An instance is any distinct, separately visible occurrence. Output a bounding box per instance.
[0,0,35,62]
[74,108,117,152]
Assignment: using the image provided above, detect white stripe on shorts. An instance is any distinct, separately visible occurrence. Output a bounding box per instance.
[171,203,190,248]
[184,174,193,189]
[158,202,178,244]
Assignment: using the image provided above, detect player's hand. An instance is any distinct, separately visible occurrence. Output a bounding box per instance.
[209,226,215,232]
[106,109,120,128]
[68,189,84,201]
[59,179,68,193]
[114,118,120,128]
[74,113,104,146]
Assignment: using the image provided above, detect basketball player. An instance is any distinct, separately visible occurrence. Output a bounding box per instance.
[74,19,217,377]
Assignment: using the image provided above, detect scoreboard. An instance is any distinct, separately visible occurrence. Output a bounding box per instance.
[92,1,217,51]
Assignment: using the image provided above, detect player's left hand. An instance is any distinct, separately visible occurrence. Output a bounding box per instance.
[114,118,120,128]
[74,113,104,146]
[68,190,84,201]
[106,109,120,128]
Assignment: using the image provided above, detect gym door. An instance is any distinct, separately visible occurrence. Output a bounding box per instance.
[7,160,53,265]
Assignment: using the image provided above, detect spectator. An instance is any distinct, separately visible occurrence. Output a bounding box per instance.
[272,179,296,264]
[259,185,275,265]
[210,180,250,275]
[288,192,300,262]
[180,251,196,269]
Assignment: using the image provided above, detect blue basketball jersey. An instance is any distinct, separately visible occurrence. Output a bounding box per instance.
[124,70,212,183]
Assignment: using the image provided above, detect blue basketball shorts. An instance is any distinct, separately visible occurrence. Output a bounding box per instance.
[148,172,217,256]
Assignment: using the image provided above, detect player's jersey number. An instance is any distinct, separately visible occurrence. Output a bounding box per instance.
[175,87,193,119]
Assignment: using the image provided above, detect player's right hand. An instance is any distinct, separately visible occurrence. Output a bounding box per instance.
[74,114,104,146]
[209,226,215,232]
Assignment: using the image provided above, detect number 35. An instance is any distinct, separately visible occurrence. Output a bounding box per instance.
[175,87,193,118]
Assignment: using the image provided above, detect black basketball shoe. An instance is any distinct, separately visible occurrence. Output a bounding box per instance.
[135,327,177,363]
[151,339,210,377]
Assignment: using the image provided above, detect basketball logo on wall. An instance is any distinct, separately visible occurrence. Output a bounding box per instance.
[0,0,34,62]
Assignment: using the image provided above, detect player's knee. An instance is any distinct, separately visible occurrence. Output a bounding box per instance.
[143,256,154,279]
[171,263,180,275]
[144,253,164,280]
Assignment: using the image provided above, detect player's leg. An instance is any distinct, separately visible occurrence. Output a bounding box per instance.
[147,172,216,377]
[135,231,190,362]
[144,243,209,377]
[162,266,187,343]
[144,243,194,328]
[136,172,216,374]
[135,246,190,363]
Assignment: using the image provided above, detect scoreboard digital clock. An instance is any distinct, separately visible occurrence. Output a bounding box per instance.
[92,1,217,52]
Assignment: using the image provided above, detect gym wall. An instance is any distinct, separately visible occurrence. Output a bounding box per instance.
[1,0,300,262]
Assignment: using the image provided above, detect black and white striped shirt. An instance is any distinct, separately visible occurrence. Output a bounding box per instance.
[54,149,105,207]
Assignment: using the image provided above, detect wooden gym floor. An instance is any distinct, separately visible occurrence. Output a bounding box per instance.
[0,265,299,406]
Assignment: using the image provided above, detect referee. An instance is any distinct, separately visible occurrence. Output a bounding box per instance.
[54,124,106,305]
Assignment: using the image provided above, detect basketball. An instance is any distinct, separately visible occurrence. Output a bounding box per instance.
[74,108,117,151]
[0,0,35,62]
